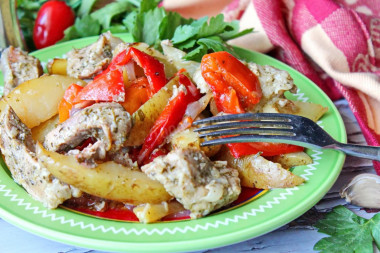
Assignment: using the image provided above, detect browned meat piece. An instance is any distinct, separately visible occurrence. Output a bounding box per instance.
[0,46,43,96]
[43,102,132,167]
[141,148,241,219]
[0,105,77,208]
[66,32,123,79]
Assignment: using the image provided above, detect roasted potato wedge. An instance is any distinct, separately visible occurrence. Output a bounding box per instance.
[4,74,86,128]
[270,151,313,169]
[262,98,328,122]
[133,202,170,223]
[47,58,68,75]
[126,76,179,146]
[219,147,304,189]
[170,128,221,157]
[36,143,172,204]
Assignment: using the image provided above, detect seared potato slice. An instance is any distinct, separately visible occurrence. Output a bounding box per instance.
[36,143,172,204]
[220,147,304,189]
[170,128,221,157]
[270,151,313,169]
[47,58,68,75]
[262,98,328,122]
[133,202,170,223]
[4,74,86,128]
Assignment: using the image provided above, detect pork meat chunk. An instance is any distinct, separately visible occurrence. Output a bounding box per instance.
[0,105,76,208]
[44,102,132,167]
[141,148,241,219]
[1,46,43,96]
[66,32,123,79]
[247,63,297,112]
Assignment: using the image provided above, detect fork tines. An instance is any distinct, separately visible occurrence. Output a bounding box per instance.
[193,113,299,147]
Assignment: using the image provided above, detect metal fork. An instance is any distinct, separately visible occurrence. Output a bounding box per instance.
[193,113,380,161]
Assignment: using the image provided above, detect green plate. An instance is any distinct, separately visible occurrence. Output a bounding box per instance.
[0,34,346,252]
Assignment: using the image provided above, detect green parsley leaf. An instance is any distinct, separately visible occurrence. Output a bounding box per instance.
[62,15,101,42]
[314,205,380,253]
[141,7,166,46]
[77,0,96,17]
[197,14,230,39]
[158,12,192,41]
[171,16,208,44]
[220,20,254,40]
[90,0,132,29]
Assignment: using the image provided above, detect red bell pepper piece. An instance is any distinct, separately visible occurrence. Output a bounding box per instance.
[73,47,166,106]
[228,142,304,158]
[58,83,83,122]
[100,47,167,94]
[201,51,303,157]
[201,51,262,111]
[120,76,151,115]
[74,68,125,103]
[137,74,201,165]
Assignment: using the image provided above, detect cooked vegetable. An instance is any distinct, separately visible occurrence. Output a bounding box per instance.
[120,77,151,115]
[133,202,170,223]
[170,128,221,157]
[228,142,304,158]
[74,67,125,103]
[36,143,172,204]
[125,75,179,146]
[58,83,84,122]
[270,151,313,169]
[3,74,86,128]
[262,99,328,122]
[138,74,201,164]
[105,47,167,94]
[201,51,262,113]
[219,147,305,189]
[47,58,68,75]
[201,51,305,158]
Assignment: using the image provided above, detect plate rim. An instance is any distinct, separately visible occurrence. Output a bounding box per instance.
[0,33,346,252]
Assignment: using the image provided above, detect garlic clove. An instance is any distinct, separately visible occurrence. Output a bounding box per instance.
[340,173,380,209]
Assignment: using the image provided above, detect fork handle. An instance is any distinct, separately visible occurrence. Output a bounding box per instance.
[328,143,380,161]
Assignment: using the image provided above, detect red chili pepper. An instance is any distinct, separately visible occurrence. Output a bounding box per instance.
[137,74,201,165]
[201,51,303,157]
[58,83,83,122]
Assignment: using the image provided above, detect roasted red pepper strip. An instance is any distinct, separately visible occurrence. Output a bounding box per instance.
[201,51,262,111]
[58,83,83,122]
[201,51,303,157]
[74,68,125,103]
[138,74,201,165]
[120,76,151,115]
[228,142,304,158]
[100,47,167,94]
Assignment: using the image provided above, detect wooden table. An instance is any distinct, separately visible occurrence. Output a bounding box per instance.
[0,99,377,253]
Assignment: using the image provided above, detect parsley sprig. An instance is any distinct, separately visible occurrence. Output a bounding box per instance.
[63,0,253,62]
[314,205,380,253]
